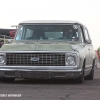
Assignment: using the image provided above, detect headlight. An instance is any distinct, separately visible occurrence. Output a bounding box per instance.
[66,56,76,66]
[0,56,6,64]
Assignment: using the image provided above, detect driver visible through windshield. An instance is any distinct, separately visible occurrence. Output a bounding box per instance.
[15,25,80,42]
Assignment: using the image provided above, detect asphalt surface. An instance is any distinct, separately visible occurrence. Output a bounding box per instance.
[0,67,100,100]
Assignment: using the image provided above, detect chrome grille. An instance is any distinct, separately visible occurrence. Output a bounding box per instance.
[6,53,65,66]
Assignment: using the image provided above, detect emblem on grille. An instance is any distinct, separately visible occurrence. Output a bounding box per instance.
[30,57,39,61]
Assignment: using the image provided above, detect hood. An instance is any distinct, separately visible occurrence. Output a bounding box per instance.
[0,42,74,51]
[0,42,85,51]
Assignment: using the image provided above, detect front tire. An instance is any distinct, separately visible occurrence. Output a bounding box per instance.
[85,60,95,80]
[76,60,85,83]
[77,69,84,83]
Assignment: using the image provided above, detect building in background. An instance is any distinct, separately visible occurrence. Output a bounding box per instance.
[0,28,16,38]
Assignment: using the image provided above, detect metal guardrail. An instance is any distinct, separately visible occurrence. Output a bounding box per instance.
[0,34,14,44]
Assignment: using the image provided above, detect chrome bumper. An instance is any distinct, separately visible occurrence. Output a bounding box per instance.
[0,66,82,79]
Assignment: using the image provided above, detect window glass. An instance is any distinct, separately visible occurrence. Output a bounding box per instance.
[79,26,85,42]
[24,29,33,39]
[15,25,80,42]
[16,26,23,40]
[84,28,90,40]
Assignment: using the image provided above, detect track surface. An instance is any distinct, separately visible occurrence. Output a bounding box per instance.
[0,68,100,100]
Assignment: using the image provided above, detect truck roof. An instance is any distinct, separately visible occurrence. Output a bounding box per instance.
[19,20,86,28]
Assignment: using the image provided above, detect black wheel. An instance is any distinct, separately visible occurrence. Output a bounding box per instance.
[0,78,15,82]
[85,61,95,80]
[76,60,85,83]
[85,68,94,80]
[77,69,84,83]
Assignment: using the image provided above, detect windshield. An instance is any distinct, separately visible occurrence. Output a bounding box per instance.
[15,25,80,42]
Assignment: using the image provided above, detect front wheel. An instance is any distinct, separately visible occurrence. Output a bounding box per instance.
[85,67,94,80]
[85,60,95,80]
[77,70,84,83]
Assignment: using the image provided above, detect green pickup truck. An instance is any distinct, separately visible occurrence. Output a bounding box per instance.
[0,20,96,83]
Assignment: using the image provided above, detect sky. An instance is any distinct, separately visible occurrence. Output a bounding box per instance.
[0,0,100,49]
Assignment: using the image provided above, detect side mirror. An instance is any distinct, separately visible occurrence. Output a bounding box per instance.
[85,39,92,44]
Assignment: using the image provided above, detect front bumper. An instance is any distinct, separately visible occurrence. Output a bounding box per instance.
[0,66,82,79]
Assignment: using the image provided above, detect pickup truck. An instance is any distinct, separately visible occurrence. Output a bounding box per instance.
[0,20,96,83]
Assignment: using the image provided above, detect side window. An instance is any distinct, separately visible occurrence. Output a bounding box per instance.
[15,26,23,40]
[84,28,90,41]
[79,26,85,42]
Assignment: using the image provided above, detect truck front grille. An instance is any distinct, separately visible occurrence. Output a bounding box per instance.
[6,53,65,66]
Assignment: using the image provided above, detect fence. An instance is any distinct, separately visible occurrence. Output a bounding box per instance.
[0,34,14,44]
